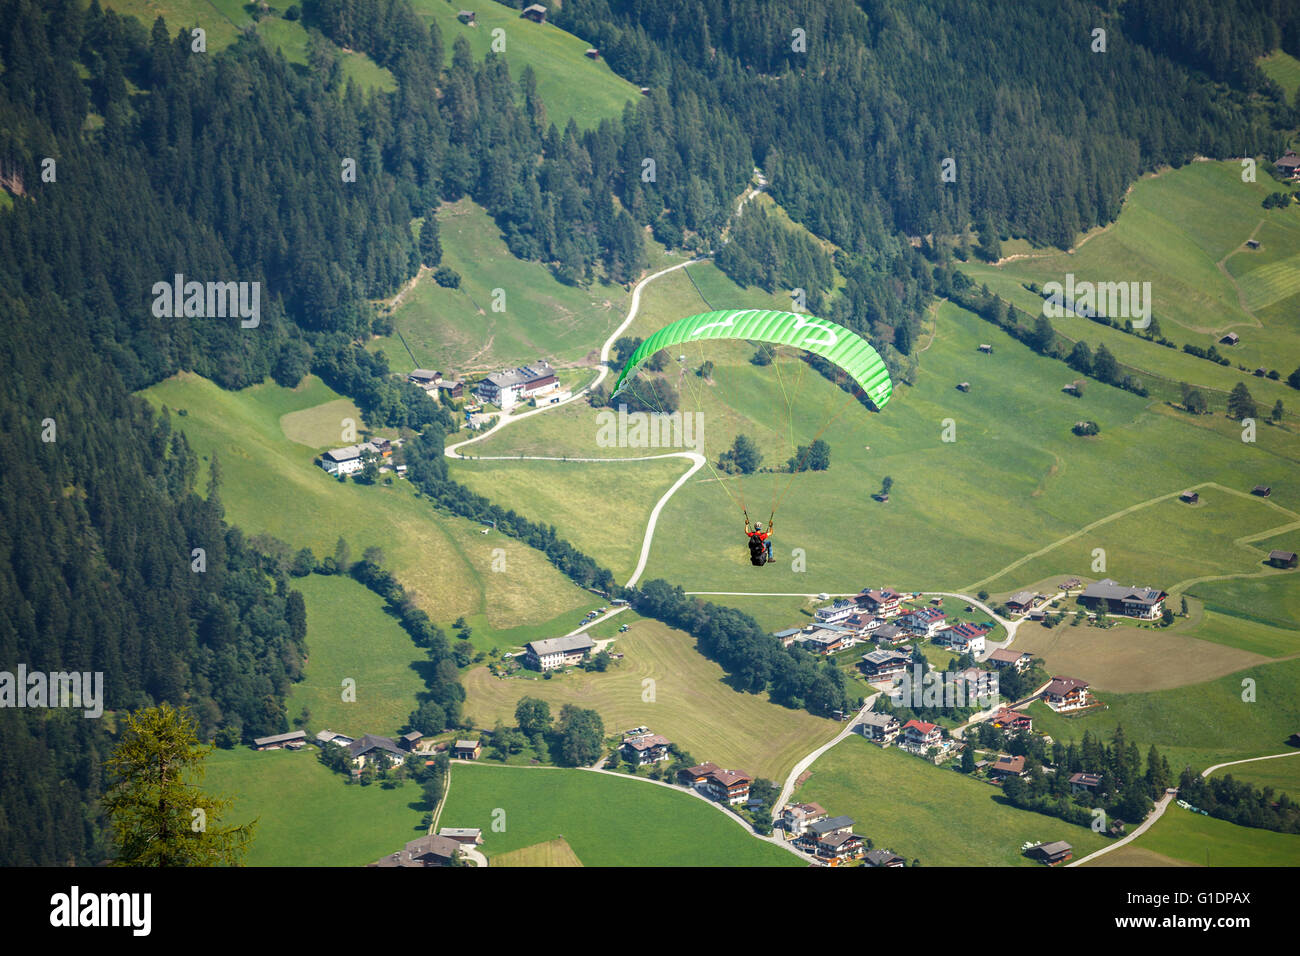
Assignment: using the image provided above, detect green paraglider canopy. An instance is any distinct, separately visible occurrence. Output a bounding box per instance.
[610,309,892,409]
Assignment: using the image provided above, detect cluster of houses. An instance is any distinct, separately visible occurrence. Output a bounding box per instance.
[779,803,906,866]
[252,727,434,772]
[317,437,400,478]
[776,587,997,660]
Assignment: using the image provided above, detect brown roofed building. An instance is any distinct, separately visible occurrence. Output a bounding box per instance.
[521,3,547,22]
[1267,549,1298,569]
[989,754,1026,780]
[1042,676,1091,712]
[988,648,1032,672]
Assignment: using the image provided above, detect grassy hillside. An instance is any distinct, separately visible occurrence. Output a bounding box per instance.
[483,293,1296,607]
[410,0,639,128]
[461,615,836,781]
[438,762,803,866]
[963,161,1300,416]
[285,574,428,739]
[450,456,685,584]
[370,198,634,374]
[795,734,1112,866]
[140,373,600,639]
[201,746,427,867]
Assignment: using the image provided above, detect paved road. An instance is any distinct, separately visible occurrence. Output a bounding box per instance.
[1200,750,1300,779]
[1067,751,1300,867]
[1067,791,1176,867]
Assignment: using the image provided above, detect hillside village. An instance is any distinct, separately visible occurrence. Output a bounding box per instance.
[243,570,1191,868]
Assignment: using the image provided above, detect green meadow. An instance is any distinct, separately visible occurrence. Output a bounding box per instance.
[201,746,428,867]
[285,574,427,739]
[480,287,1297,616]
[796,734,1112,866]
[409,0,639,129]
[450,456,686,584]
[462,616,837,781]
[963,161,1300,416]
[438,762,802,866]
[140,373,600,639]
[370,199,634,373]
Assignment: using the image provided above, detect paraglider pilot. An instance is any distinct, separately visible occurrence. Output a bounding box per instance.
[744,513,773,566]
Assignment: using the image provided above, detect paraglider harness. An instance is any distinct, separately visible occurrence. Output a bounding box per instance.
[744,510,774,566]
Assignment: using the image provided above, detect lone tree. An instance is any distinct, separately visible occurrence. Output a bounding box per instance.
[418,212,442,267]
[104,703,255,866]
[722,434,762,474]
[1227,382,1257,421]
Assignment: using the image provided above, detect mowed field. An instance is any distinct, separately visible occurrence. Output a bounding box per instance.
[438,763,803,866]
[201,747,427,867]
[962,161,1300,417]
[795,734,1112,866]
[492,837,583,867]
[1010,605,1296,692]
[285,575,427,739]
[410,0,639,129]
[462,616,836,781]
[449,456,686,584]
[1023,657,1300,772]
[140,373,601,640]
[1092,802,1300,867]
[370,199,632,374]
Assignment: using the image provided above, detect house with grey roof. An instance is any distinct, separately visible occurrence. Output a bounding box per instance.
[525,634,595,670]
[315,729,354,748]
[858,711,901,744]
[252,730,307,751]
[348,733,407,770]
[371,834,463,867]
[1077,579,1166,619]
